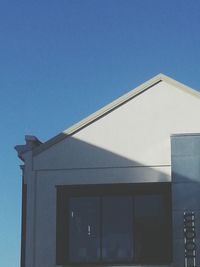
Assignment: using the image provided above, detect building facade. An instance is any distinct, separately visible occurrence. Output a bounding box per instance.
[16,74,200,267]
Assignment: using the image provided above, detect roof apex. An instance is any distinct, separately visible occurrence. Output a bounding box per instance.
[33,73,200,156]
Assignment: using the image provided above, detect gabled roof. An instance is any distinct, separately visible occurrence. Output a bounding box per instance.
[33,73,200,156]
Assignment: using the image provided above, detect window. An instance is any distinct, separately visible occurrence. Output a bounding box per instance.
[56,183,172,265]
[69,197,100,263]
[102,196,133,262]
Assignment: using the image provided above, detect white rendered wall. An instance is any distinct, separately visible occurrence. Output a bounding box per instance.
[27,81,200,267]
[34,81,200,170]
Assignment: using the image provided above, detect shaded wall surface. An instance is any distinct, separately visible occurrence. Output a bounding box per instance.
[25,134,200,267]
[171,134,200,267]
[25,138,171,267]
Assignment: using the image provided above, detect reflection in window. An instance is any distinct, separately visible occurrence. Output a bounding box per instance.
[102,196,133,262]
[69,197,100,263]
[134,195,170,263]
[57,184,172,265]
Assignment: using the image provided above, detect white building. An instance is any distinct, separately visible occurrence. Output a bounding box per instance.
[16,74,200,267]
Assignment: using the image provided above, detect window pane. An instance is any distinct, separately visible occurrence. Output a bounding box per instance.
[134,194,169,263]
[102,196,133,262]
[69,197,100,263]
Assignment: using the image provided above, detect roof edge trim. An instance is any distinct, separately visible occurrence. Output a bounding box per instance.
[33,73,200,156]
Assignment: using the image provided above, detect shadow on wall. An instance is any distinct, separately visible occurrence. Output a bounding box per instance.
[52,136,173,266]
[171,134,200,212]
[34,134,171,184]
[19,132,200,267]
[170,135,200,267]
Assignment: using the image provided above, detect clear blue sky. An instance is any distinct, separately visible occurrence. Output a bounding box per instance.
[0,0,200,266]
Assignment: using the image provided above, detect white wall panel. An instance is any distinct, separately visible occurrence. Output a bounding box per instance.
[34,81,200,170]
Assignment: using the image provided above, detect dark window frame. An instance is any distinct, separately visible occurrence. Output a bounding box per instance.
[56,183,172,266]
